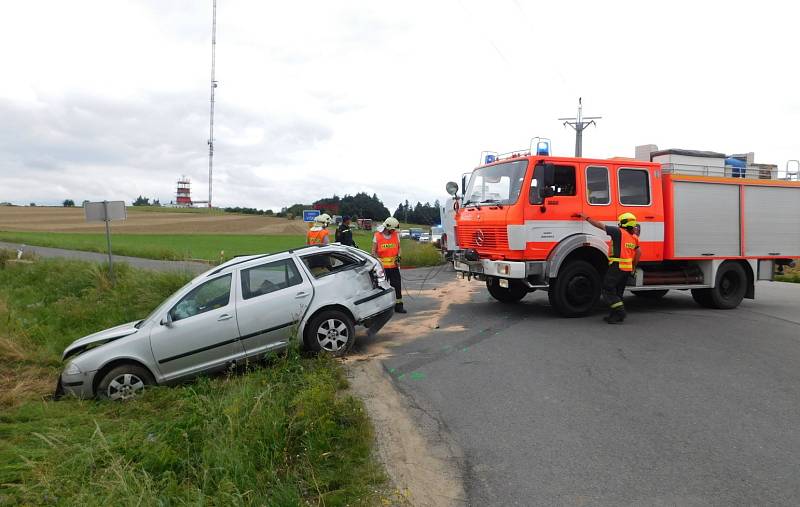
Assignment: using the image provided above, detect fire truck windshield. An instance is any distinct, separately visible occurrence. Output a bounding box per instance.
[464,160,528,206]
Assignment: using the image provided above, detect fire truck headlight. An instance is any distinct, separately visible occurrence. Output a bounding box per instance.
[497,263,510,275]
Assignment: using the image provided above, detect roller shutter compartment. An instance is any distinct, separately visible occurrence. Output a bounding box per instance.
[673,181,740,257]
[744,186,800,257]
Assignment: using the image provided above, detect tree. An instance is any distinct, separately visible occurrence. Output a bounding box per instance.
[133,195,150,206]
[63,199,75,207]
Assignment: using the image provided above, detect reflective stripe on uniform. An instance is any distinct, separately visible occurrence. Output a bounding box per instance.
[610,301,624,309]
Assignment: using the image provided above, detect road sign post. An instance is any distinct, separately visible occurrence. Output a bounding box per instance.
[85,201,127,286]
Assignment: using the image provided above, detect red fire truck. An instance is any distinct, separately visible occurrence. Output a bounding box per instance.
[448,148,800,317]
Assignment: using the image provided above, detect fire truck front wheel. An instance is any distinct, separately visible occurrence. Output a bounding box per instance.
[486,278,529,303]
[548,260,601,317]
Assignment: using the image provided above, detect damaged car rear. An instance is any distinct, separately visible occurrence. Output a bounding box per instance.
[57,244,395,400]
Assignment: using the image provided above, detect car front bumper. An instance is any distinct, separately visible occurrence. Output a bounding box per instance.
[56,369,97,399]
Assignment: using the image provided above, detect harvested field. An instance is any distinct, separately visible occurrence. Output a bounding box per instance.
[0,206,309,235]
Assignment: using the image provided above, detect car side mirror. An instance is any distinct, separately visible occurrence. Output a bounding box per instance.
[161,312,173,327]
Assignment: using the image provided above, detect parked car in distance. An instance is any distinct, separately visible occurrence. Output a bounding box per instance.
[419,233,431,243]
[430,226,444,247]
[409,228,423,240]
[57,245,395,401]
[399,229,410,239]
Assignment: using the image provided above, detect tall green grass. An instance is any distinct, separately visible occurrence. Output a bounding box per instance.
[0,255,386,505]
[0,230,445,267]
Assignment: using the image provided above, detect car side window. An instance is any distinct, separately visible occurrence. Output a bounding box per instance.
[302,253,360,278]
[241,259,303,300]
[618,168,651,205]
[170,274,231,322]
[586,166,610,205]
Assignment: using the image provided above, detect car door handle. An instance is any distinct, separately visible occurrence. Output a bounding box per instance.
[217,314,233,321]
[295,291,310,299]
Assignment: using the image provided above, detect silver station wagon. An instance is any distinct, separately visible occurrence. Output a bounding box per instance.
[57,245,395,400]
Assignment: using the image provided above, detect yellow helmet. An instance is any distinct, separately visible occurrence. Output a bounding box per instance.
[383,217,400,230]
[618,212,637,228]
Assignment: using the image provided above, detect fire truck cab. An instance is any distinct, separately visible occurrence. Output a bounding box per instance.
[449,150,800,317]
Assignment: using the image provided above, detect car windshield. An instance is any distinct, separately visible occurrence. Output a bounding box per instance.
[464,159,529,205]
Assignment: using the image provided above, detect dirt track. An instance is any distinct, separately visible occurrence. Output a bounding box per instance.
[0,207,310,235]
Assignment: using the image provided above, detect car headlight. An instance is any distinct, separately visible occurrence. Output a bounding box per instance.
[64,362,81,375]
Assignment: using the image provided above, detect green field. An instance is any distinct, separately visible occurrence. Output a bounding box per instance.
[0,230,444,267]
[0,254,388,505]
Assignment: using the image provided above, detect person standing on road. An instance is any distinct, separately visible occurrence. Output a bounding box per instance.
[372,217,407,314]
[306,213,332,245]
[335,216,357,247]
[579,212,640,324]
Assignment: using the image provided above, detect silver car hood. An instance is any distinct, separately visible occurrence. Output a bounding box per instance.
[62,320,141,360]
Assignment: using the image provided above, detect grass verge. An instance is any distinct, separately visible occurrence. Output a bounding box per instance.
[0,254,386,505]
[0,230,444,267]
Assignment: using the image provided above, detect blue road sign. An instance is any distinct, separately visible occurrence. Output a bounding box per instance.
[303,209,321,222]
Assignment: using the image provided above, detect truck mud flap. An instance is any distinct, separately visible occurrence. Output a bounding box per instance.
[364,308,394,338]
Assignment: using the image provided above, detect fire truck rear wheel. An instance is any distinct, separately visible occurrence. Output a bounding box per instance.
[709,262,747,309]
[486,278,528,303]
[548,260,601,317]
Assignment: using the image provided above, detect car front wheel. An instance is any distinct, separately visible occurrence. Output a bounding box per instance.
[305,310,356,357]
[96,364,154,401]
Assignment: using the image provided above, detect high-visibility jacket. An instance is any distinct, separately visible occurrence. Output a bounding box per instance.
[607,226,639,272]
[307,228,329,245]
[374,230,400,268]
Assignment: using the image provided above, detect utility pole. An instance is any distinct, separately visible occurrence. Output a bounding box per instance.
[558,97,601,157]
[207,0,218,208]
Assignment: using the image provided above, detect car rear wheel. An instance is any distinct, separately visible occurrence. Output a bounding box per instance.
[548,260,601,317]
[96,364,154,401]
[486,278,528,303]
[305,310,356,357]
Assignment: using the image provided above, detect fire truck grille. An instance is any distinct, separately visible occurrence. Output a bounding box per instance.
[456,225,508,250]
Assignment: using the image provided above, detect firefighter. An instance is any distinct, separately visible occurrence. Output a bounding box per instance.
[335,215,357,247]
[306,213,332,245]
[579,212,640,324]
[372,217,406,313]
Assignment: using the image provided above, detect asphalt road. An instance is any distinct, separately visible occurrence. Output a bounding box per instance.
[0,241,210,274]
[369,269,800,506]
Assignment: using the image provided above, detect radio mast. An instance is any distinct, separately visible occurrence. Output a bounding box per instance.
[558,97,601,157]
[207,0,218,208]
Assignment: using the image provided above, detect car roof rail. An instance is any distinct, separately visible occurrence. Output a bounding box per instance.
[206,244,332,276]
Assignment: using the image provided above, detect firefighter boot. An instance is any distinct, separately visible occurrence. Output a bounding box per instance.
[603,308,624,324]
[394,301,407,314]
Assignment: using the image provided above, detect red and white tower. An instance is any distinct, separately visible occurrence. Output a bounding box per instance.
[176,176,192,206]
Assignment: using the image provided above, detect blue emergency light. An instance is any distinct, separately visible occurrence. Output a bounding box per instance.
[536,140,550,156]
[485,154,496,164]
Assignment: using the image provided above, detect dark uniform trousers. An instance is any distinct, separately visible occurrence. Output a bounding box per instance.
[602,264,629,313]
[385,267,402,300]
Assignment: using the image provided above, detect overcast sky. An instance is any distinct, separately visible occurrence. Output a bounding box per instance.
[1,0,798,212]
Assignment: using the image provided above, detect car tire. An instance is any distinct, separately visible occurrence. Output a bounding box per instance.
[305,310,356,357]
[631,289,669,299]
[548,260,601,317]
[486,278,528,303]
[96,364,154,401]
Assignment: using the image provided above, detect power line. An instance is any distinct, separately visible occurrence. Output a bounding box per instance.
[558,97,601,157]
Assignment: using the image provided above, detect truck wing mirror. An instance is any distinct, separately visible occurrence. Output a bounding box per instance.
[445,181,459,196]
